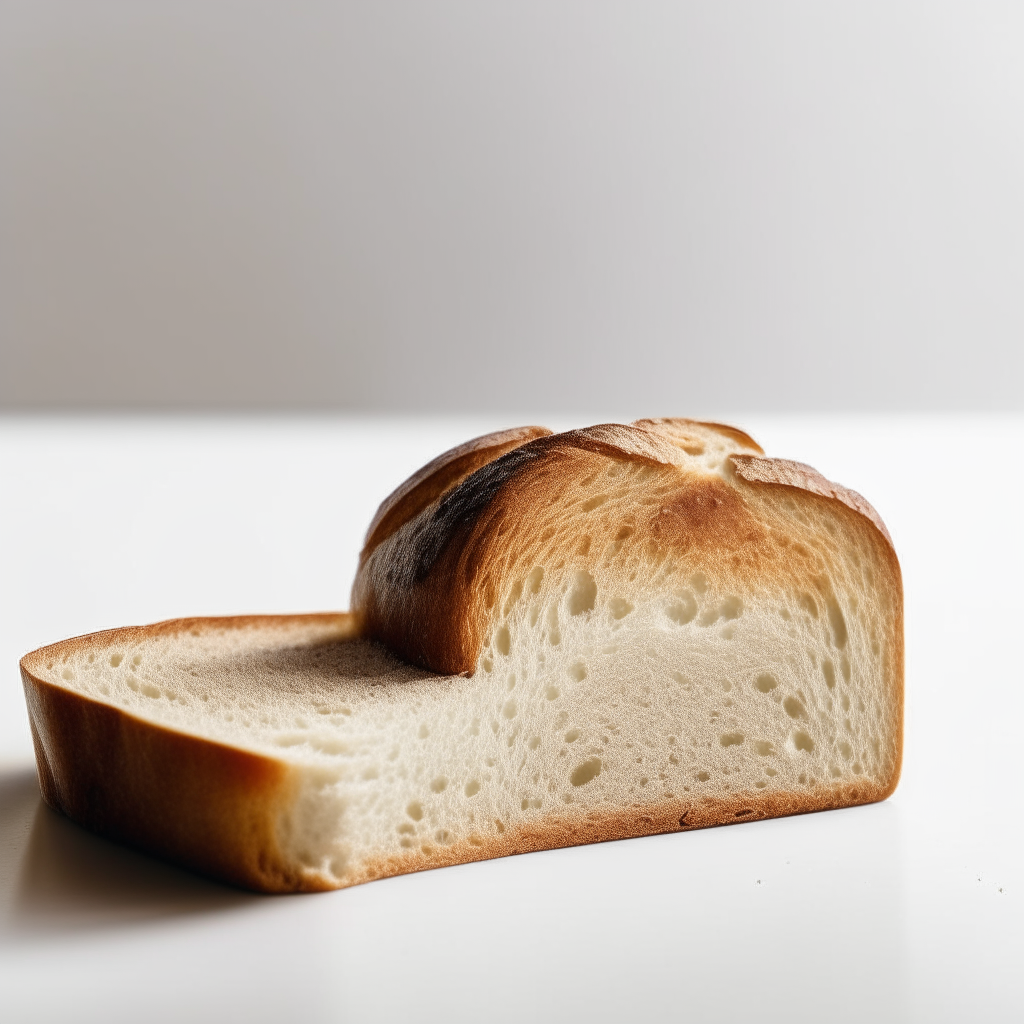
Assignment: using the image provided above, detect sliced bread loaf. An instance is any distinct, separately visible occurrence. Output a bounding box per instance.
[21,418,903,892]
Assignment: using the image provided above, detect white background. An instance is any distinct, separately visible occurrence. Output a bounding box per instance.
[2,2,1024,413]
[0,415,1021,1022]
[1,3,1022,1018]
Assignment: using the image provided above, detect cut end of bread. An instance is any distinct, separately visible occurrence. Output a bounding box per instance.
[20,419,903,893]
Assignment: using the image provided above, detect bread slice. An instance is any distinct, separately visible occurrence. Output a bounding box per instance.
[21,419,903,893]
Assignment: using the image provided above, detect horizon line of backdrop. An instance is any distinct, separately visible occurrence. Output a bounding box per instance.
[1,2,1022,414]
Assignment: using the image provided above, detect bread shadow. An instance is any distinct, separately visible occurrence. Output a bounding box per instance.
[0,768,256,942]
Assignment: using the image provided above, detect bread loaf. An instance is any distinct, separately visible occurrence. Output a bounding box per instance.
[21,418,903,893]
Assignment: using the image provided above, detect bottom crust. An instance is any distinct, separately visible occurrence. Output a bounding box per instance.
[353,779,894,890]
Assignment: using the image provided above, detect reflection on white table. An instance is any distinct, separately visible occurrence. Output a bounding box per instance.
[0,415,1020,1023]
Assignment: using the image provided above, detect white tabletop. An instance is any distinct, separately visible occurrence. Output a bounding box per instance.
[0,414,1020,1023]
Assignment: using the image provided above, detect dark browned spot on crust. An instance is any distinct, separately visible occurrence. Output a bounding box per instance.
[363,426,551,557]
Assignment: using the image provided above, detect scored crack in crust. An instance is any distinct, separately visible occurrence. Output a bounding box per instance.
[21,418,904,893]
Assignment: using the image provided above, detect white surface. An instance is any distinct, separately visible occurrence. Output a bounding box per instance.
[0,414,1021,1023]
[3,3,1024,413]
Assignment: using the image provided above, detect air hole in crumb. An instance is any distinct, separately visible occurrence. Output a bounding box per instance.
[666,591,697,625]
[545,685,560,700]
[754,673,778,693]
[502,580,523,616]
[696,771,711,782]
[822,659,836,689]
[570,758,602,786]
[431,777,448,793]
[495,626,511,656]
[407,802,424,821]
[827,599,848,649]
[565,729,580,743]
[418,724,430,739]
[720,733,744,747]
[568,571,597,616]
[546,605,561,645]
[755,740,775,756]
[608,597,633,620]
[465,780,480,797]
[793,731,815,753]
[784,696,808,721]
[502,700,518,719]
[568,662,587,682]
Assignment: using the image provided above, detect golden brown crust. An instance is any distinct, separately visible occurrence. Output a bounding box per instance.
[730,454,895,549]
[21,612,360,663]
[353,421,902,678]
[23,672,316,893]
[352,424,698,672]
[634,417,765,455]
[20,613,359,894]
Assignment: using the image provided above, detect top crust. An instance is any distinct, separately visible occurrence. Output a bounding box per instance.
[363,425,551,555]
[351,419,899,675]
